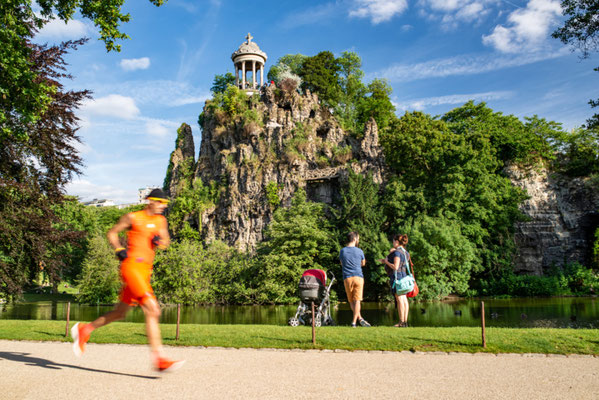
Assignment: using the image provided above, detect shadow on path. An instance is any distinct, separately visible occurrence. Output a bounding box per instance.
[0,352,158,380]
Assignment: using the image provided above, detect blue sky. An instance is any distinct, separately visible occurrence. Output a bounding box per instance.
[33,0,597,204]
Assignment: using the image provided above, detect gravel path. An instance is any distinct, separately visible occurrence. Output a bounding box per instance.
[1,340,598,399]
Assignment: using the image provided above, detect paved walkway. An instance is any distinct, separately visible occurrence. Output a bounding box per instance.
[1,340,598,399]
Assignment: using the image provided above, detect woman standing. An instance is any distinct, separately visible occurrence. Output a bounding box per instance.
[379,234,413,327]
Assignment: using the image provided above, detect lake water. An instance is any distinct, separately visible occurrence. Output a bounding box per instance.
[2,297,598,328]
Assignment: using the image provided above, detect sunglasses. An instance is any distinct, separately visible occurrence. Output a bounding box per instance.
[148,197,170,204]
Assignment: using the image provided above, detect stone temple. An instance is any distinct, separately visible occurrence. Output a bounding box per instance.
[231,33,267,94]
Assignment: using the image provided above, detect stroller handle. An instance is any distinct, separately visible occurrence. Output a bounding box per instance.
[327,271,336,290]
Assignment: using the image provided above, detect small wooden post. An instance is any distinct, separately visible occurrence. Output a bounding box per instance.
[481,301,486,348]
[65,302,71,338]
[176,304,181,341]
[311,301,316,346]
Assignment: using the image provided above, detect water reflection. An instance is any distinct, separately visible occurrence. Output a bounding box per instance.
[1,297,598,328]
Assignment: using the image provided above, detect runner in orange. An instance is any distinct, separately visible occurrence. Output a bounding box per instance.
[71,188,184,372]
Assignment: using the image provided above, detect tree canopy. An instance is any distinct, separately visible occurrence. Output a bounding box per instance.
[0,37,91,299]
[267,50,395,136]
[1,0,165,143]
[553,1,599,127]
[211,72,236,94]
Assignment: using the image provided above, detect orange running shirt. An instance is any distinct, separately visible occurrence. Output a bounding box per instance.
[126,210,167,265]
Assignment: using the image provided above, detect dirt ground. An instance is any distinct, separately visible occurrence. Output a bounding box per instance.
[1,340,598,399]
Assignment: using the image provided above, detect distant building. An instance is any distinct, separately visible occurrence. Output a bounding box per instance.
[83,198,115,207]
[138,186,160,203]
[117,203,138,209]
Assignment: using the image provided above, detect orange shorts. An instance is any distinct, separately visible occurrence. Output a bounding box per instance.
[120,259,156,306]
[344,276,364,302]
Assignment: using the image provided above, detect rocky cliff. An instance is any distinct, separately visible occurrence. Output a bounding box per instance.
[168,88,598,271]
[507,165,599,274]
[163,123,195,198]
[170,86,385,252]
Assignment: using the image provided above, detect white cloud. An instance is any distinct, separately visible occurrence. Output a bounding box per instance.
[71,139,92,155]
[81,95,140,120]
[66,178,131,204]
[349,0,408,23]
[36,18,93,40]
[418,0,499,28]
[120,57,151,71]
[91,80,210,108]
[373,49,568,82]
[423,0,462,12]
[145,121,171,138]
[394,91,514,112]
[279,3,338,28]
[482,0,562,53]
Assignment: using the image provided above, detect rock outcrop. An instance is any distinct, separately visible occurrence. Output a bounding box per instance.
[167,88,598,270]
[164,123,195,198]
[171,87,385,252]
[507,165,599,274]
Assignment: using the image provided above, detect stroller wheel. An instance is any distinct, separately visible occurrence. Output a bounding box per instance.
[325,317,336,326]
[288,317,300,327]
[312,314,322,327]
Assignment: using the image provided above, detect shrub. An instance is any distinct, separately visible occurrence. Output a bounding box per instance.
[332,145,352,165]
[477,263,599,297]
[265,182,281,208]
[279,77,299,93]
[153,239,256,305]
[76,234,120,304]
[254,189,337,303]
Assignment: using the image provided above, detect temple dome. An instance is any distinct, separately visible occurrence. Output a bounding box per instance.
[231,33,267,62]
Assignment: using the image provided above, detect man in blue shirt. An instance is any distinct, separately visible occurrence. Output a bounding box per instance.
[339,232,371,327]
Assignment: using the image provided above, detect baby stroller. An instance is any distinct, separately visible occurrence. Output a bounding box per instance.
[288,269,335,327]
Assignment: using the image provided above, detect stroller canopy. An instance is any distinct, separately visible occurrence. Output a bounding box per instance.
[302,269,326,285]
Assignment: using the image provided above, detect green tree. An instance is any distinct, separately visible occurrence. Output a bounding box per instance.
[1,0,164,297]
[555,127,599,176]
[381,109,528,297]
[153,239,255,305]
[0,39,91,298]
[267,54,307,84]
[356,78,396,134]
[403,216,478,299]
[553,1,599,128]
[211,72,236,94]
[167,177,218,240]
[442,101,558,165]
[298,51,341,107]
[255,189,337,303]
[1,0,165,143]
[333,169,390,299]
[336,51,366,133]
[76,233,120,304]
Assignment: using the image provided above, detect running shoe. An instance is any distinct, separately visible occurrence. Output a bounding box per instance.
[152,355,185,372]
[71,322,90,357]
[359,318,371,327]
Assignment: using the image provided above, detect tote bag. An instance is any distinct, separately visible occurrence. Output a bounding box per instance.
[392,249,415,295]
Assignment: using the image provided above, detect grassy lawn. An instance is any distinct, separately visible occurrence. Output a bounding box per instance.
[18,282,78,302]
[0,320,597,355]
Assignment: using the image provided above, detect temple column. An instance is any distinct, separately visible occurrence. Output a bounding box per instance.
[260,64,264,86]
[242,62,246,89]
[235,64,239,87]
[252,60,256,89]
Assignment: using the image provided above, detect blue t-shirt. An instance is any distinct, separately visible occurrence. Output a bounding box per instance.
[339,246,365,279]
[387,249,409,279]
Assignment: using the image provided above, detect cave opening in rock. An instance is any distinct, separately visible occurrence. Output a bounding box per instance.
[305,177,340,205]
